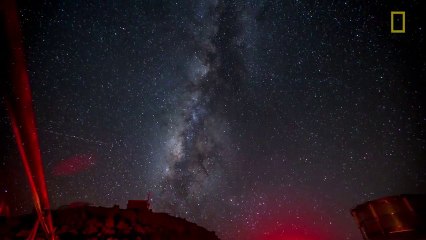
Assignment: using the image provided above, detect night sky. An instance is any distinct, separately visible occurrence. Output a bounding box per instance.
[1,0,426,239]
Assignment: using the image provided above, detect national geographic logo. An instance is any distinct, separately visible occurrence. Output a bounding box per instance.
[391,11,405,33]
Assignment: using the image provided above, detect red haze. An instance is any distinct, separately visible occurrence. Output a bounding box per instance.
[0,201,10,217]
[233,188,340,240]
[251,216,330,240]
[52,154,96,176]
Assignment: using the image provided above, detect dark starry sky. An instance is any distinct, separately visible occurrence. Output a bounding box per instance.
[1,0,426,239]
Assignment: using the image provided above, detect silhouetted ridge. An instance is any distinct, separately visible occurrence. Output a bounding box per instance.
[0,200,220,240]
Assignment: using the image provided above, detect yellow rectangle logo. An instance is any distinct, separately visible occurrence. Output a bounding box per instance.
[391,11,405,33]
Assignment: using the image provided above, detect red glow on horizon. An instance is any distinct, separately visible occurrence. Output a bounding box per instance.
[252,221,330,240]
[52,154,96,176]
[257,229,326,240]
[231,189,339,240]
[232,211,335,240]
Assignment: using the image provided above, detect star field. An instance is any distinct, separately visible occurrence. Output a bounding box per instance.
[1,0,425,239]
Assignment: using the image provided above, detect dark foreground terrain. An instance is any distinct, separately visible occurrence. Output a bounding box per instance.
[0,202,219,240]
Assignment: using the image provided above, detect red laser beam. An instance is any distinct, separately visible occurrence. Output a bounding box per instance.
[1,0,55,238]
[7,104,51,237]
[2,0,51,211]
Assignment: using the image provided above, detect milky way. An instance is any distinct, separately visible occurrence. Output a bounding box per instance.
[154,0,244,224]
[1,1,425,240]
